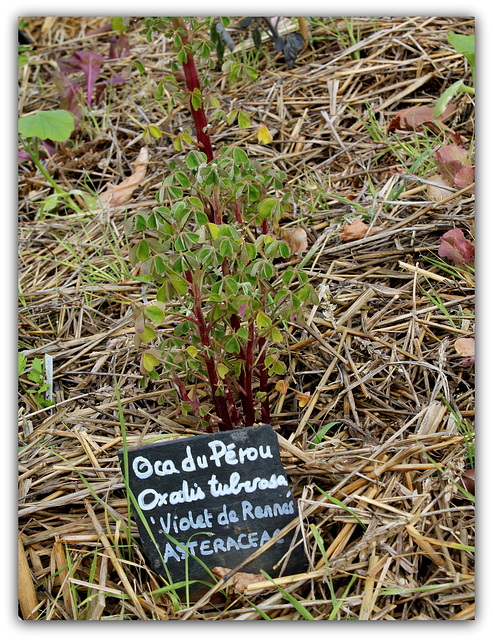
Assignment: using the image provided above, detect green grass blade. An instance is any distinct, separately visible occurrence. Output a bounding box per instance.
[314,483,367,530]
[260,570,315,619]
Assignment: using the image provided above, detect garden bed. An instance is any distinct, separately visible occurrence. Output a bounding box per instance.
[18,16,475,620]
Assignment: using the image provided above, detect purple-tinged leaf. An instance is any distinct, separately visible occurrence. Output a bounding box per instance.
[54,77,83,124]
[57,51,105,108]
[41,140,57,156]
[237,302,248,318]
[52,70,83,122]
[135,311,146,334]
[438,229,475,265]
[18,140,56,162]
[86,22,113,36]
[433,144,473,187]
[109,33,130,59]
[57,55,83,76]
[454,166,475,188]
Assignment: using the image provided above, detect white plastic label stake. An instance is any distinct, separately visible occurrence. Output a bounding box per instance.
[44,354,53,405]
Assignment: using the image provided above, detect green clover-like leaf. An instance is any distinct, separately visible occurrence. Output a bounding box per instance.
[225,336,241,353]
[256,311,271,330]
[142,351,160,371]
[145,305,165,323]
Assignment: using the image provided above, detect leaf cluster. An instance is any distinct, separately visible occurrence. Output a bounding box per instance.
[127,146,317,429]
[18,355,53,408]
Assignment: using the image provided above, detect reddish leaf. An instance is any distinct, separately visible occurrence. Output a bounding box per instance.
[52,70,84,124]
[57,51,106,108]
[433,144,473,187]
[237,302,248,319]
[86,22,113,36]
[438,229,474,265]
[454,337,475,365]
[109,33,131,60]
[461,469,475,495]
[387,102,456,133]
[454,166,475,188]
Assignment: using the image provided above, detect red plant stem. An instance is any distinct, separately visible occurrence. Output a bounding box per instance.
[212,185,222,225]
[171,18,214,164]
[258,289,270,423]
[232,201,243,225]
[219,257,245,426]
[258,336,270,424]
[224,380,240,427]
[229,309,249,421]
[172,373,214,432]
[198,193,215,223]
[185,269,234,431]
[243,323,256,427]
[172,374,198,410]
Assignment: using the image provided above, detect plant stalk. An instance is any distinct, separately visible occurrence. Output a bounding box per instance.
[171,18,214,163]
[243,323,256,427]
[258,336,270,423]
[186,270,234,430]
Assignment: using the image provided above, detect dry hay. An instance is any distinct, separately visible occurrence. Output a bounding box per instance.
[18,16,475,620]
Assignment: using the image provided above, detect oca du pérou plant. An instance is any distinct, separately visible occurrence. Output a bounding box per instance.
[127,18,318,431]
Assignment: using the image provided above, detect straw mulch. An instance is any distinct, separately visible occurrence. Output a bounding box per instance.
[18,16,475,620]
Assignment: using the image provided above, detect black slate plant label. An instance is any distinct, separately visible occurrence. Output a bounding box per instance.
[118,424,306,596]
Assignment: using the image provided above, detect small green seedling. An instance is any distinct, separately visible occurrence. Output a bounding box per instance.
[308,421,340,447]
[18,352,27,376]
[19,355,54,408]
